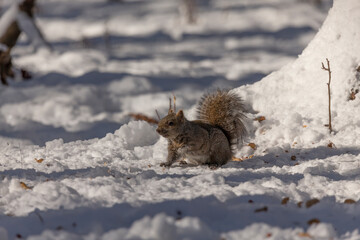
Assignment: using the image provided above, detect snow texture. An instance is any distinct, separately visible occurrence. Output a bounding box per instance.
[1,0,360,239]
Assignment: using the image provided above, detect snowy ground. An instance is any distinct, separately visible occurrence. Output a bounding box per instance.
[2,0,360,239]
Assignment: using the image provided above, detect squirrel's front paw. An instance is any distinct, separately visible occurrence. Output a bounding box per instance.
[160,162,172,167]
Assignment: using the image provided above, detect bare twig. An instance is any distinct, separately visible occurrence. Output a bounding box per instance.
[321,58,332,133]
[155,110,161,120]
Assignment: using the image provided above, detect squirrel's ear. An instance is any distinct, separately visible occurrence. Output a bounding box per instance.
[176,110,184,121]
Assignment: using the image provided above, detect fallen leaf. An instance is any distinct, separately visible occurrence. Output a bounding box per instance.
[34,158,44,163]
[176,210,182,220]
[266,233,272,238]
[16,234,22,239]
[307,218,320,225]
[21,69,32,79]
[281,197,290,205]
[255,206,268,213]
[327,141,336,148]
[248,200,254,203]
[306,198,320,208]
[20,182,32,190]
[298,232,312,238]
[290,155,296,161]
[232,155,254,162]
[248,143,257,150]
[303,125,308,128]
[344,199,356,204]
[254,116,266,122]
[232,156,243,162]
[349,90,357,100]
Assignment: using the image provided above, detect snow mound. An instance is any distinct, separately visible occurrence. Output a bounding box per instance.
[236,0,360,153]
[27,214,218,240]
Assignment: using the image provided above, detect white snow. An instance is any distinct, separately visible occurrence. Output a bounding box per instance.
[1,0,360,239]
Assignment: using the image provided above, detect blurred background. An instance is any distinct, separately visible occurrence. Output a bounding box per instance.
[0,0,332,146]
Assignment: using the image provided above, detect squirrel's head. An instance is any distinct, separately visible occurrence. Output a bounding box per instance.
[156,110,185,139]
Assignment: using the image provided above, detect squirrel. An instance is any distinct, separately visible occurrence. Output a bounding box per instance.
[156,89,247,168]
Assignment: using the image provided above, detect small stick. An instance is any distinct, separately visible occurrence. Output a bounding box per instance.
[155,110,161,120]
[321,58,332,133]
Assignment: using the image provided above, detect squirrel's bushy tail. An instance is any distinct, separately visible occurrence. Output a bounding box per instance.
[197,89,247,150]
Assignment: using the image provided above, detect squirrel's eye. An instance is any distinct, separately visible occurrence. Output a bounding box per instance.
[168,121,174,126]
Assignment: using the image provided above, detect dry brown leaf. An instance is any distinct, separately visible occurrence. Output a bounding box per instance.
[34,158,44,163]
[266,233,272,238]
[327,141,336,149]
[298,232,313,238]
[349,89,358,100]
[303,125,308,128]
[128,113,159,125]
[20,182,32,190]
[254,206,268,213]
[306,198,320,208]
[232,156,243,162]
[254,116,266,122]
[307,218,320,225]
[281,197,290,205]
[290,155,297,161]
[248,143,257,150]
[344,199,356,204]
[232,155,254,162]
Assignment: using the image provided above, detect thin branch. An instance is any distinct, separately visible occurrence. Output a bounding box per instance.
[321,58,332,133]
[155,110,161,120]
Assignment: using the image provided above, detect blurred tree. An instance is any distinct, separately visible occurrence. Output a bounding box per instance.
[0,0,48,85]
[180,0,197,24]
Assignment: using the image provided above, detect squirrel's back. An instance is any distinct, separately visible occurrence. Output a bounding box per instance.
[196,89,247,151]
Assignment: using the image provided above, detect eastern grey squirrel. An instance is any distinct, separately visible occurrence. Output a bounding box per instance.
[156,89,247,168]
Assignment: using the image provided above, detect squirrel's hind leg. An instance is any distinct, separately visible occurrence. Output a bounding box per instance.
[208,130,232,166]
